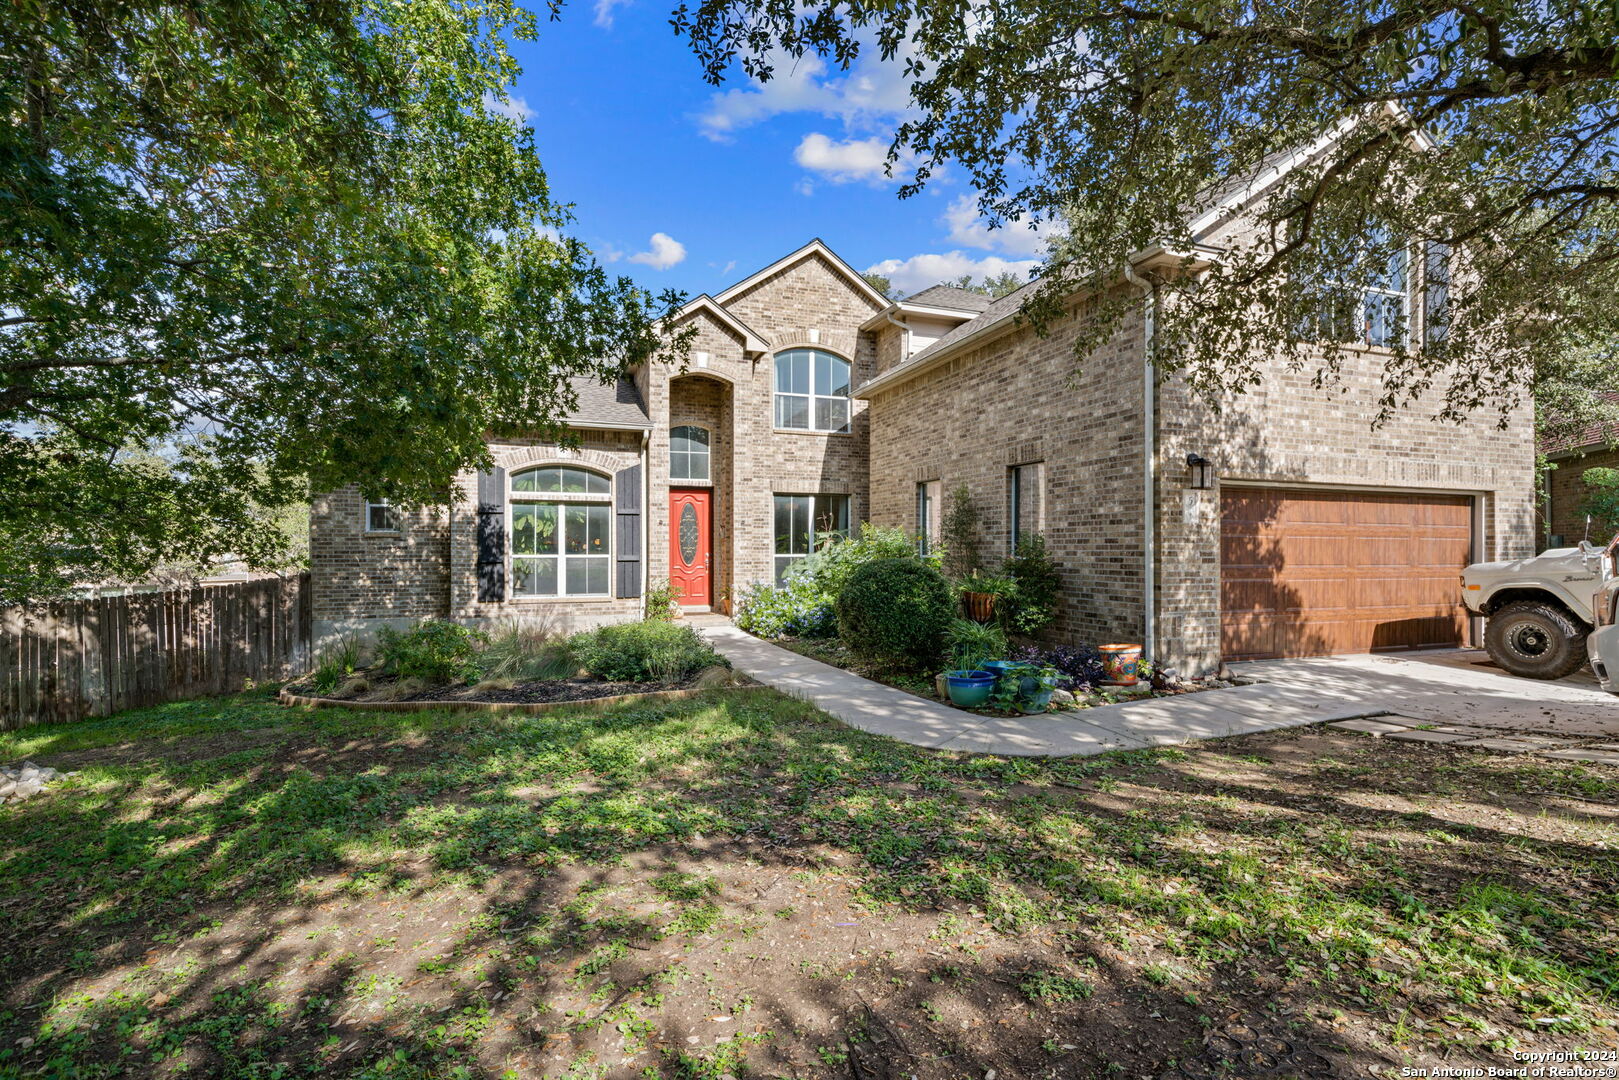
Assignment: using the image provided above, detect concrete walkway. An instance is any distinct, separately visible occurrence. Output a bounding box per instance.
[698,620,1397,757]
[694,618,1619,758]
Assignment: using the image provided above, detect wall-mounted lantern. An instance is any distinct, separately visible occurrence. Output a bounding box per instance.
[1186,453,1215,490]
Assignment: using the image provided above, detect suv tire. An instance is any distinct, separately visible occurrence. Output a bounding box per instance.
[1485,600,1590,680]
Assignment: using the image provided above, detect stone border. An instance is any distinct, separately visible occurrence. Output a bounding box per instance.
[278,684,736,716]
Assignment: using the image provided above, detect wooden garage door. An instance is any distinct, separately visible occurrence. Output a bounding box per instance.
[1221,488,1473,660]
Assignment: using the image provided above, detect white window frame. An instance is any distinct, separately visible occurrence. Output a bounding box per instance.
[509,466,613,599]
[773,493,851,584]
[670,425,711,481]
[773,348,852,433]
[1304,230,1411,349]
[364,499,400,533]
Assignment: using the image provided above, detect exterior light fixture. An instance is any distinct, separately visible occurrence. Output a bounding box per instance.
[1186,453,1215,490]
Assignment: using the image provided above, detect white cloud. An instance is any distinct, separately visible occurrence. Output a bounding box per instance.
[942,193,1059,257]
[596,241,623,263]
[482,91,534,125]
[864,251,1038,297]
[695,49,915,142]
[593,0,629,28]
[628,232,687,270]
[792,133,907,184]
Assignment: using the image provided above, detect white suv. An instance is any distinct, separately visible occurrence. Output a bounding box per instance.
[1590,575,1619,695]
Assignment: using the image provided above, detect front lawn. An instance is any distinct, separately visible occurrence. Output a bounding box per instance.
[1,687,1615,1078]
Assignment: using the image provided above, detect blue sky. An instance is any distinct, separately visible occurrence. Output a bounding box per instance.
[493,2,1051,298]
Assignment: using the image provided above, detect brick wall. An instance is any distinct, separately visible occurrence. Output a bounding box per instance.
[865,291,1151,649]
[1545,446,1619,547]
[309,489,452,645]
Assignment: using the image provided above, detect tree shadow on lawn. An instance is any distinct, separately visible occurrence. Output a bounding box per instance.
[0,689,1615,1079]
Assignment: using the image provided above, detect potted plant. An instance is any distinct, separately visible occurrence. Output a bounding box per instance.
[1015,664,1060,713]
[944,669,996,707]
[960,569,1013,623]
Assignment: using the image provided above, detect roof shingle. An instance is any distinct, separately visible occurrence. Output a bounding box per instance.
[563,374,650,429]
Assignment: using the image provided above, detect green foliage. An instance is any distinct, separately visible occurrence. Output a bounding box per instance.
[478,623,577,682]
[835,558,953,669]
[861,271,895,299]
[376,620,487,686]
[310,637,362,695]
[938,486,981,581]
[680,0,1619,426]
[1579,468,1619,539]
[1001,534,1062,636]
[944,619,1006,672]
[571,621,725,683]
[1,0,685,601]
[644,579,684,622]
[800,523,936,599]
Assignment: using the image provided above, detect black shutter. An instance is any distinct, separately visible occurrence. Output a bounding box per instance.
[476,467,506,602]
[615,463,643,599]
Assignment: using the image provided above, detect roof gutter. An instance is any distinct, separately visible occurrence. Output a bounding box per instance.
[1122,262,1157,664]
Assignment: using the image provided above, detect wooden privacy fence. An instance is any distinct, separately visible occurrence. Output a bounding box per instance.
[0,573,312,730]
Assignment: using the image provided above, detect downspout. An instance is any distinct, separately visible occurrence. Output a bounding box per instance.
[884,308,911,360]
[1122,263,1156,662]
[641,428,651,605]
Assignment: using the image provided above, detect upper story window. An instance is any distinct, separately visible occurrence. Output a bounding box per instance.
[774,348,851,433]
[1297,227,1413,349]
[670,425,710,481]
[364,499,400,533]
[509,466,611,597]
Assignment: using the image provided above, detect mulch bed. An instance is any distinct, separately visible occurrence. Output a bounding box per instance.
[284,669,721,708]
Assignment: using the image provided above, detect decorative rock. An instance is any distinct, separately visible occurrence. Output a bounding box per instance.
[0,759,65,805]
[12,778,43,800]
[1050,689,1076,706]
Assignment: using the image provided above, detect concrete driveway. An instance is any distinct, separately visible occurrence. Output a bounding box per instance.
[1232,648,1619,737]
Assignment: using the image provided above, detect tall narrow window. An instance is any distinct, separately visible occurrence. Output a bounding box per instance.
[916,480,941,556]
[774,349,851,432]
[773,494,851,583]
[1424,241,1451,346]
[1008,464,1042,554]
[670,425,710,481]
[510,466,611,597]
[365,500,400,533]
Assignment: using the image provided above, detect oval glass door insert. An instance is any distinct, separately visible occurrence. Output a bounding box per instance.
[679,502,699,565]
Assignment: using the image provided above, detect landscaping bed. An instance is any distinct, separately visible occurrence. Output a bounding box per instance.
[287,615,737,710]
[2,689,1615,1078]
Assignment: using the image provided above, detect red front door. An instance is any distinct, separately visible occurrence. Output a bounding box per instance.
[669,489,712,606]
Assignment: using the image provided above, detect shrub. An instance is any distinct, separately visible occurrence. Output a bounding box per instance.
[835,558,953,669]
[376,620,487,685]
[939,485,981,581]
[644,578,683,621]
[1009,642,1104,691]
[945,619,1007,671]
[571,621,725,683]
[479,623,577,681]
[734,577,836,639]
[310,635,362,694]
[1002,534,1061,635]
[1579,467,1619,539]
[798,523,937,597]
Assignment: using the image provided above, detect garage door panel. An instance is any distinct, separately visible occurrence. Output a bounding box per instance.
[1220,488,1472,660]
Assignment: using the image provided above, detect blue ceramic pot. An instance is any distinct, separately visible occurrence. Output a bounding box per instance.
[944,669,996,708]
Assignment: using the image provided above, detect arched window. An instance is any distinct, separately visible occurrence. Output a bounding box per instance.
[509,466,611,597]
[670,425,710,481]
[774,348,850,433]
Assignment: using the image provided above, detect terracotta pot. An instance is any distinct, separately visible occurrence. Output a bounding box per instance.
[962,591,997,623]
[1099,643,1143,686]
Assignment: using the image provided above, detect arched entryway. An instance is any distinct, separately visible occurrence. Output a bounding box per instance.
[665,374,733,610]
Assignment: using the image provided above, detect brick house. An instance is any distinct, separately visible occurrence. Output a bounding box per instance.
[1540,394,1619,549]
[311,220,1536,674]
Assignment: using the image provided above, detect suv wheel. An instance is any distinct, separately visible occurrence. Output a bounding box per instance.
[1484,600,1589,680]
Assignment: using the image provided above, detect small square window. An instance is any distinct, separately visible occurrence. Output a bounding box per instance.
[365,500,401,533]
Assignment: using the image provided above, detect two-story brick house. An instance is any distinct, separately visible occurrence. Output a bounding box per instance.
[311,222,1536,674]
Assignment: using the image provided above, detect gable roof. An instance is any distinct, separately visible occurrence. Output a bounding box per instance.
[672,295,770,353]
[900,284,993,313]
[563,374,651,430]
[714,239,890,310]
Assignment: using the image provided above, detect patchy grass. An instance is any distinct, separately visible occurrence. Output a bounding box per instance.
[0,687,1616,1078]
